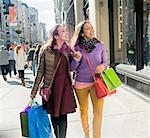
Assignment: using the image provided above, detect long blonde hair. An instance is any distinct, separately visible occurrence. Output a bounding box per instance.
[39,24,61,54]
[15,45,22,55]
[70,20,90,49]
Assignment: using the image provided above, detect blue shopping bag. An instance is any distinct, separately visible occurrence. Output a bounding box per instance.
[28,102,52,138]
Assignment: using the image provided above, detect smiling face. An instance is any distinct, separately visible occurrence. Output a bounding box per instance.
[82,22,94,40]
[55,25,69,42]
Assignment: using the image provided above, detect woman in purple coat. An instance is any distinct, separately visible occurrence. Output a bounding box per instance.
[30,25,76,138]
[70,21,107,138]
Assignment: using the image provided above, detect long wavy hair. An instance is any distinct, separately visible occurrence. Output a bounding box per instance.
[15,45,22,55]
[39,24,61,54]
[70,20,90,49]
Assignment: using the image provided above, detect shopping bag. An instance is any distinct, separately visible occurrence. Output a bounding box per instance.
[94,77,108,98]
[20,101,33,137]
[28,102,52,138]
[102,67,122,91]
[94,77,116,98]
[20,112,29,137]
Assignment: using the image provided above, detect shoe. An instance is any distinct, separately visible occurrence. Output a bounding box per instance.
[22,82,25,86]
[21,78,25,86]
[3,76,7,81]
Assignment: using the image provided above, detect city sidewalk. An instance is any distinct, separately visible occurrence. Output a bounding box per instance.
[0,69,150,138]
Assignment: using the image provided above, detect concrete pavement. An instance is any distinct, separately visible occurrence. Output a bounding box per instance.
[0,69,150,138]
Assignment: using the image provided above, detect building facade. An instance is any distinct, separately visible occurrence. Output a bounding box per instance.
[0,0,5,45]
[54,0,150,96]
[0,0,47,47]
[37,23,47,45]
[54,0,75,38]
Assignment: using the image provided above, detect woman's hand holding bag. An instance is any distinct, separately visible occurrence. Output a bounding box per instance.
[95,64,105,74]
[39,87,51,102]
[30,57,62,102]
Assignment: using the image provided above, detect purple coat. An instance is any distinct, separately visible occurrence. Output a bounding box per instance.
[71,42,107,83]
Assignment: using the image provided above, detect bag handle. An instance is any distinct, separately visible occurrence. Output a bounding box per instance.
[82,48,112,95]
[48,57,62,89]
[82,48,96,81]
[28,99,35,106]
[40,57,62,90]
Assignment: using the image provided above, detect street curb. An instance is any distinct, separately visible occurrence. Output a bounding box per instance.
[121,84,150,103]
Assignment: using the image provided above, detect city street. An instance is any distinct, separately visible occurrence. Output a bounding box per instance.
[0,69,150,138]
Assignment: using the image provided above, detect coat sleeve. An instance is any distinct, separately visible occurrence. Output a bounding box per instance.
[31,51,45,97]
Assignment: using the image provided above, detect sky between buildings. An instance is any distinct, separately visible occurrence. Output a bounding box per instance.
[22,0,55,32]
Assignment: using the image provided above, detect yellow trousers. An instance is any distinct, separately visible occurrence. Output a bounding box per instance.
[75,86,104,138]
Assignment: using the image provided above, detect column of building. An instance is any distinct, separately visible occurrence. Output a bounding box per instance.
[0,0,5,45]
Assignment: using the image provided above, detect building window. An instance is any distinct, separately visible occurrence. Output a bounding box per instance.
[143,0,150,67]
[118,0,123,49]
[118,0,136,65]
[83,0,89,20]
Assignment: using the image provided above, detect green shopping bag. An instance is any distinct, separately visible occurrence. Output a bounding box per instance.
[101,67,122,91]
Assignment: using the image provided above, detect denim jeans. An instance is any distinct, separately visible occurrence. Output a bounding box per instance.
[31,60,36,76]
[1,64,9,76]
[9,60,17,76]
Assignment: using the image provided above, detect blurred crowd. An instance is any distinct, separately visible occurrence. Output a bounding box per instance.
[0,43,41,86]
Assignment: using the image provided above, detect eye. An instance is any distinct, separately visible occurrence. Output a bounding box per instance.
[85,27,92,30]
[62,29,65,32]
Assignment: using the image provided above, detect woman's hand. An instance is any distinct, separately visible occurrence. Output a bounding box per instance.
[30,94,35,100]
[95,64,105,74]
[73,51,82,61]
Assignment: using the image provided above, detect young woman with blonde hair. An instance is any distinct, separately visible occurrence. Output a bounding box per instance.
[30,25,76,138]
[70,21,107,138]
[14,45,27,86]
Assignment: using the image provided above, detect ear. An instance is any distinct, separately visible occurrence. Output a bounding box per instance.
[81,33,84,37]
[54,35,59,39]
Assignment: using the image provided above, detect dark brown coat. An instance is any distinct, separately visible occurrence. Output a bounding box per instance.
[31,45,76,117]
[31,46,55,96]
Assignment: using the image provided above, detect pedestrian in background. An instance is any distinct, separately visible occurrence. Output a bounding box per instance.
[0,46,9,81]
[34,44,42,65]
[30,25,76,138]
[70,20,107,138]
[8,47,17,77]
[14,45,27,86]
[27,45,36,76]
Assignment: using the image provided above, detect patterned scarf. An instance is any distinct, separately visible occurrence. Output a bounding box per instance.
[80,38,100,53]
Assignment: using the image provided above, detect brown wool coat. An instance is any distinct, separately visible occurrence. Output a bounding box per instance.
[31,45,71,97]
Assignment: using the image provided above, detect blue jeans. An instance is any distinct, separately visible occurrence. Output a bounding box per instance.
[31,60,36,76]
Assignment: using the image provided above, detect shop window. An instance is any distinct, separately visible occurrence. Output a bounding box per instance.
[143,0,150,67]
[118,0,136,65]
[83,0,89,20]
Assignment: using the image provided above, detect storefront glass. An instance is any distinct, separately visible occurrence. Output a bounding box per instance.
[121,0,150,67]
[143,0,150,67]
[122,0,136,65]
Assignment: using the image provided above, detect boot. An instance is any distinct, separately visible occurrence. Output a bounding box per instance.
[3,75,7,81]
[21,78,25,86]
